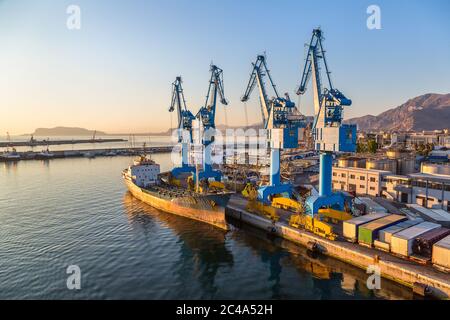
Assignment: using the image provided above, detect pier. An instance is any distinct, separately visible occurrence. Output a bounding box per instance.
[0,138,127,148]
[0,146,173,162]
[226,195,450,299]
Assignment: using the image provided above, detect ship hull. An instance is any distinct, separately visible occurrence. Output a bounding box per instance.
[124,178,229,230]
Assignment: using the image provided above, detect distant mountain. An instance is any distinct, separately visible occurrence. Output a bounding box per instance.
[32,127,106,136]
[345,93,450,132]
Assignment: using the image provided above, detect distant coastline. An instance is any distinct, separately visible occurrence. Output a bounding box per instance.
[20,123,273,137]
[25,127,107,137]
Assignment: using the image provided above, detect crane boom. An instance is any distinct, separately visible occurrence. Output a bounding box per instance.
[241,55,282,128]
[197,65,228,139]
[297,29,333,98]
[297,28,352,132]
[169,76,195,143]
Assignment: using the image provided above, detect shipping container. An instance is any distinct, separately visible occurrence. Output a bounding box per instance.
[358,215,407,246]
[412,227,450,258]
[343,212,388,242]
[391,222,441,257]
[432,235,450,271]
[374,240,390,252]
[379,218,423,244]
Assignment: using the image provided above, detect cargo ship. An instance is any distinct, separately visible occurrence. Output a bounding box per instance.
[122,155,231,230]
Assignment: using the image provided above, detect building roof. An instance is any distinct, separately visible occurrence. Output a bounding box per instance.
[385,174,410,180]
[333,166,391,175]
[408,172,450,183]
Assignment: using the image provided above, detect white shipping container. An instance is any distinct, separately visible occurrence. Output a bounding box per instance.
[343,212,388,241]
[379,225,404,244]
[391,222,441,257]
[432,235,450,270]
[379,219,423,244]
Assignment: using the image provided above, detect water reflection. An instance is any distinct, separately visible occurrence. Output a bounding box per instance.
[2,161,19,172]
[228,218,414,300]
[123,192,234,298]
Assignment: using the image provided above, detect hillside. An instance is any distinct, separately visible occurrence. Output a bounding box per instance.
[32,127,106,136]
[346,93,450,132]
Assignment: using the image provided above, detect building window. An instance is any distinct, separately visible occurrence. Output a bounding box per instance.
[401,193,408,203]
[360,176,365,181]
[342,173,346,178]
[370,187,376,191]
[370,177,376,182]
[430,183,442,190]
[412,180,427,188]
[360,185,365,189]
[350,174,355,179]
[333,172,337,176]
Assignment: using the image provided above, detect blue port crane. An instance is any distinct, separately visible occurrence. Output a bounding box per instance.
[296,28,356,214]
[195,64,228,181]
[169,76,196,178]
[242,54,306,203]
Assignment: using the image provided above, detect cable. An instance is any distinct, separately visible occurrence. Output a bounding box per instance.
[224,107,228,129]
[244,102,249,128]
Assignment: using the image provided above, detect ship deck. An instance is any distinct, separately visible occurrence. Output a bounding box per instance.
[145,183,233,199]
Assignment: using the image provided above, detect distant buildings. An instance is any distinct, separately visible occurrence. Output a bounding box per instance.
[332,162,450,212]
[356,129,450,150]
[337,129,450,211]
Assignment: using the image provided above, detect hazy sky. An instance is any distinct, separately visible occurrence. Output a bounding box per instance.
[0,0,449,135]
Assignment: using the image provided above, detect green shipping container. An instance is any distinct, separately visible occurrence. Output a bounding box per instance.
[358,214,407,246]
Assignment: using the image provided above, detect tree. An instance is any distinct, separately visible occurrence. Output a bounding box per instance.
[367,139,378,153]
[356,142,367,153]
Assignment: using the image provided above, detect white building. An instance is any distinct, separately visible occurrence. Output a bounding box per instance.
[383,163,450,211]
[127,156,160,187]
[332,167,391,197]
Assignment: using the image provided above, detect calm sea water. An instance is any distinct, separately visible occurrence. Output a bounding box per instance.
[0,155,414,299]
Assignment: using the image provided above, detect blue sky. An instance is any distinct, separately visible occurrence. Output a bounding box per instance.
[0,0,449,134]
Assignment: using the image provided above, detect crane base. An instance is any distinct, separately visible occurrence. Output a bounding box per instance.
[171,165,196,178]
[197,169,222,182]
[257,183,292,204]
[305,192,349,215]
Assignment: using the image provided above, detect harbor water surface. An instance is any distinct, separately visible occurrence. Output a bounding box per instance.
[0,155,415,299]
